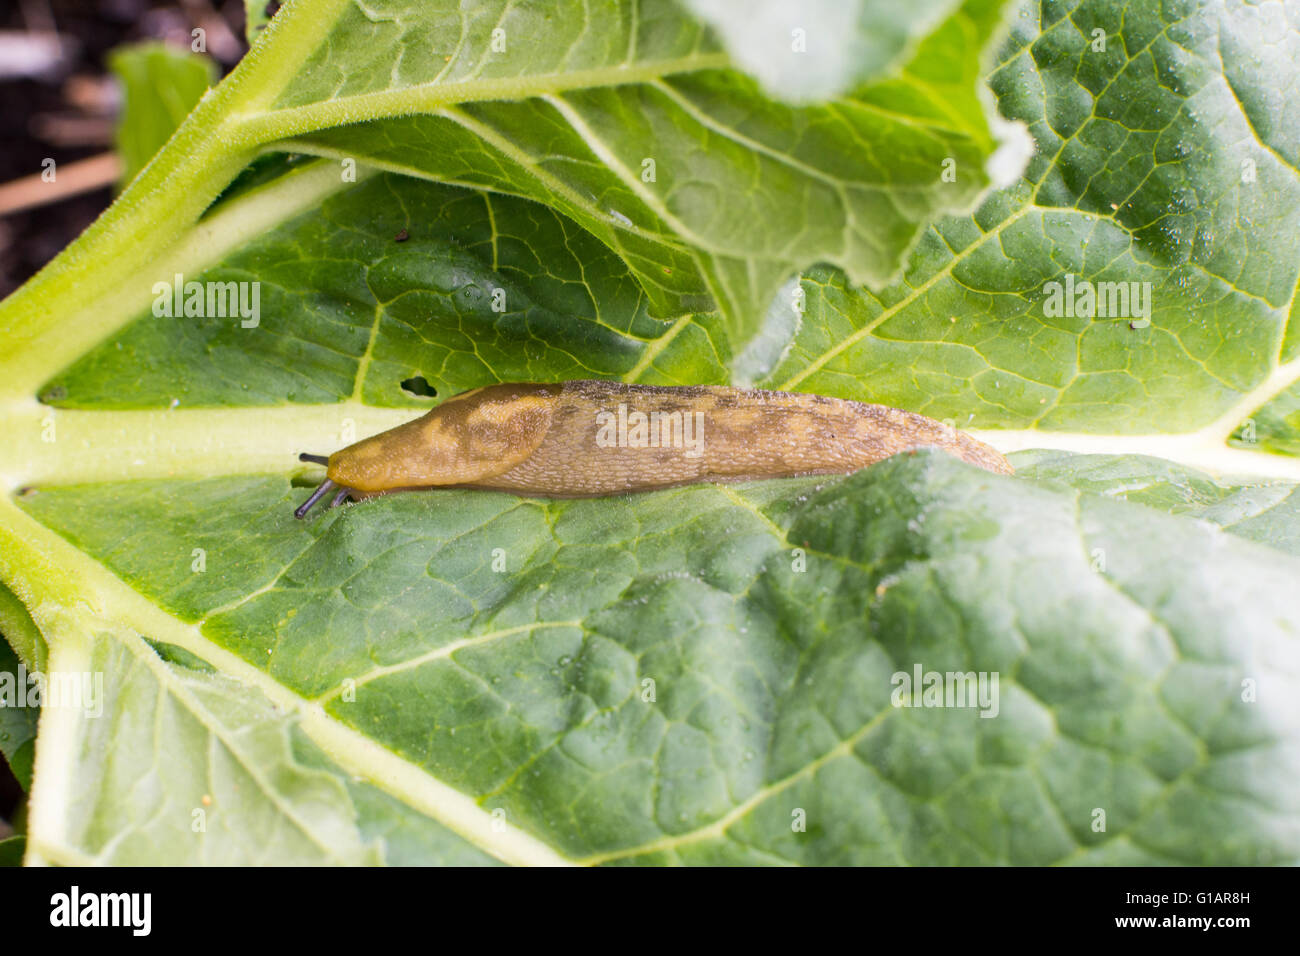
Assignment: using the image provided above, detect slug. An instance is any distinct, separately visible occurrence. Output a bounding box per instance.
[294,380,1011,517]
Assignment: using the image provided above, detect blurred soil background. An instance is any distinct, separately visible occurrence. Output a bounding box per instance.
[0,0,252,297]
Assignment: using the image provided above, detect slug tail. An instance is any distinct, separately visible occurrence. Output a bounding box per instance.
[952,434,1014,476]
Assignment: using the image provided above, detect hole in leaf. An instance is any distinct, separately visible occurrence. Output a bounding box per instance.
[400,376,438,398]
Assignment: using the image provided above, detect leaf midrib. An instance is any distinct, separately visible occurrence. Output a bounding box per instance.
[10,340,1300,493]
[236,53,735,144]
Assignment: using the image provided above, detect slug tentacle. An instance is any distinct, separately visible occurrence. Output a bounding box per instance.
[298,453,330,465]
[294,478,337,519]
[291,381,1012,514]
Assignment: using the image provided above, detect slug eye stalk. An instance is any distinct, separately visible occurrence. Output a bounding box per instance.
[294,478,337,519]
[295,453,353,518]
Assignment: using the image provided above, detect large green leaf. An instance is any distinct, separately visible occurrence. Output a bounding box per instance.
[3,452,1296,864]
[748,0,1300,478]
[1,0,1299,866]
[281,0,1023,344]
[0,0,1021,386]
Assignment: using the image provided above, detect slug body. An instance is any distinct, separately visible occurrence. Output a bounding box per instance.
[295,381,1011,516]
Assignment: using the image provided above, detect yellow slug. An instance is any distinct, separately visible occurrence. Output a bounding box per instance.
[294,380,1011,517]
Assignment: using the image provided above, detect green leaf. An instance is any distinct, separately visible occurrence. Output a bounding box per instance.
[0,578,48,673]
[16,625,498,865]
[7,452,1297,864]
[109,43,217,187]
[1,586,47,794]
[1232,381,1300,457]
[0,632,39,793]
[39,174,678,409]
[1013,450,1300,556]
[0,836,25,867]
[282,0,1021,345]
[0,0,1022,388]
[748,0,1300,474]
[1,0,1298,866]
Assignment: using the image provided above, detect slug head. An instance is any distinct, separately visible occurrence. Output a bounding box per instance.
[325,384,557,494]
